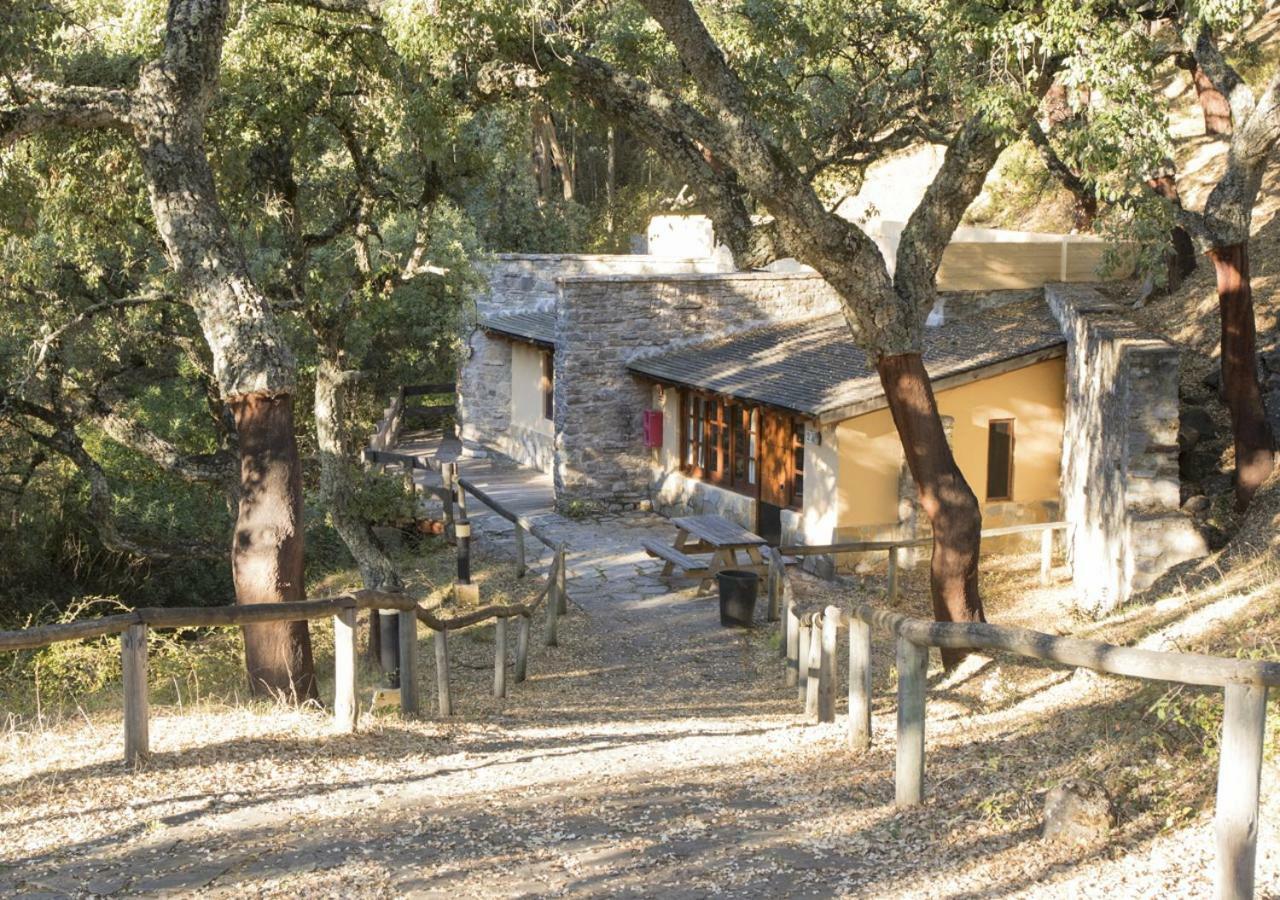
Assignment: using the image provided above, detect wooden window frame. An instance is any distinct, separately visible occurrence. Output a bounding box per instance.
[678,389,803,507]
[789,419,805,511]
[541,351,554,421]
[986,418,1015,502]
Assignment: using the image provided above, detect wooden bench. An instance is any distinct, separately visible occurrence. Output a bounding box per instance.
[641,539,708,576]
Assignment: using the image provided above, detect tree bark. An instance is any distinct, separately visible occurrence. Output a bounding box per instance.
[1180,57,1233,135]
[1146,172,1198,291]
[877,353,983,669]
[228,393,316,700]
[1208,244,1275,509]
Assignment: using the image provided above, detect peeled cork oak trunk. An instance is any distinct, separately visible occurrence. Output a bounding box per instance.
[231,393,317,701]
[877,352,985,669]
[1209,244,1276,510]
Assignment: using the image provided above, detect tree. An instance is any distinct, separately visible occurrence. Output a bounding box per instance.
[1173,31,1280,509]
[1,0,317,699]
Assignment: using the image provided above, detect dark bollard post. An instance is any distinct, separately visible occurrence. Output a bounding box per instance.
[457,518,472,585]
[378,609,400,688]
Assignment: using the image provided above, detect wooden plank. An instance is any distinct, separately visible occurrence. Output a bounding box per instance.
[0,613,139,652]
[767,548,784,624]
[779,520,1068,558]
[887,546,899,605]
[848,615,872,752]
[785,601,800,687]
[434,629,452,715]
[398,609,419,718]
[854,605,1280,689]
[555,547,568,615]
[642,539,706,573]
[493,618,507,699]
[1215,684,1268,900]
[402,383,456,397]
[805,620,822,720]
[121,624,149,766]
[896,636,927,807]
[670,514,767,548]
[514,615,530,683]
[797,619,811,702]
[544,551,560,647]
[333,608,358,734]
[1040,528,1053,585]
[819,606,839,724]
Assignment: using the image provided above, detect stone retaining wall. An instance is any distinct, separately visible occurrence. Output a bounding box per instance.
[554,271,843,511]
[1046,284,1206,614]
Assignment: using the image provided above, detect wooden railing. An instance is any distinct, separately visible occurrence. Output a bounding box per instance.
[766,553,1277,900]
[779,520,1068,603]
[368,382,455,452]
[0,535,568,766]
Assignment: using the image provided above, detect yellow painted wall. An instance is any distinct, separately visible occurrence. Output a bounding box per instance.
[835,357,1065,532]
[510,343,553,436]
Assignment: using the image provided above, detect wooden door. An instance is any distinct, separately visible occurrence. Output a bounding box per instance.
[759,410,792,509]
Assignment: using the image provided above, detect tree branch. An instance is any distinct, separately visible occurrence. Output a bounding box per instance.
[0,80,130,148]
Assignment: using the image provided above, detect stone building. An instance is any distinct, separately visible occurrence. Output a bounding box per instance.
[458,220,1205,611]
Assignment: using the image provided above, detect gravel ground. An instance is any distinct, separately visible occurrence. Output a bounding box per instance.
[2,528,1277,898]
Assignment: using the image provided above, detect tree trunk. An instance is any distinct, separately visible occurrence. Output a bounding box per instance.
[1146,173,1198,292]
[1192,65,1233,135]
[1209,244,1275,509]
[314,355,404,667]
[128,0,317,700]
[230,392,316,700]
[877,353,984,669]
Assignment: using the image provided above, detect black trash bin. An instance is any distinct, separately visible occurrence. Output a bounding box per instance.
[716,569,759,628]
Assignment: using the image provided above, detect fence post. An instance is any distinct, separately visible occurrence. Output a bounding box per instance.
[333,606,358,734]
[1215,683,1267,900]
[895,635,927,807]
[398,609,419,718]
[493,617,508,699]
[1039,528,1053,585]
[805,617,822,720]
[555,544,568,615]
[797,617,811,701]
[819,606,839,723]
[545,549,561,647]
[514,615,530,682]
[121,623,149,765]
[434,628,452,715]
[515,522,527,578]
[442,462,457,544]
[767,549,783,622]
[848,614,872,752]
[887,545,900,604]
[785,600,800,685]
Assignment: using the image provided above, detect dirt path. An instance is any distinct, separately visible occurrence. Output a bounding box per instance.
[3,462,1278,896]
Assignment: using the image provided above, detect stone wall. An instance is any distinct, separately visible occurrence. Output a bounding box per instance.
[1046,284,1206,614]
[554,271,843,511]
[457,254,729,455]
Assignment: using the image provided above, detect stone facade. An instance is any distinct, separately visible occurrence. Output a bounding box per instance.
[457,254,729,465]
[554,271,843,511]
[1046,284,1206,614]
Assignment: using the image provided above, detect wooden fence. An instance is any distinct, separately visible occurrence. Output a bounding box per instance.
[765,548,1277,900]
[368,383,456,452]
[778,520,1068,606]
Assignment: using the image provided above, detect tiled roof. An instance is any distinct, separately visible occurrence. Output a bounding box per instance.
[627,300,1065,422]
[481,311,556,347]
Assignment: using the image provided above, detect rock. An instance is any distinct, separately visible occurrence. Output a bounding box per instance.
[1260,347,1280,376]
[1180,406,1217,443]
[1180,481,1203,503]
[1042,779,1114,847]
[1182,494,1211,514]
[1202,367,1222,394]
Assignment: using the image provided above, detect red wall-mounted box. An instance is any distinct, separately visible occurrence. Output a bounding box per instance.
[642,409,663,449]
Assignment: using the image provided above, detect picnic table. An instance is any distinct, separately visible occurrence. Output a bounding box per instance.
[642,514,771,593]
